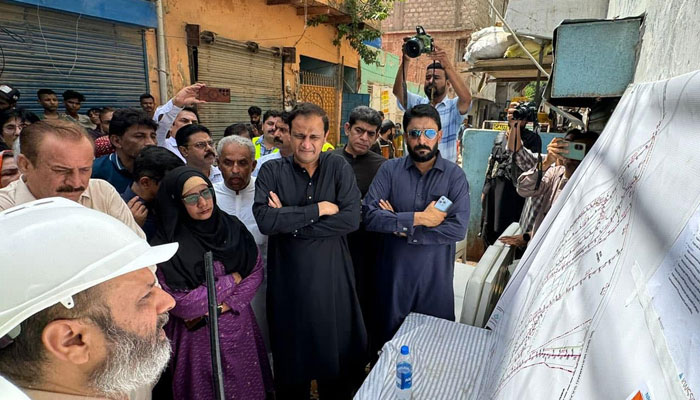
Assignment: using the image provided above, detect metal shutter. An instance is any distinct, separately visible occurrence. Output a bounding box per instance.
[197,37,282,139]
[0,2,148,114]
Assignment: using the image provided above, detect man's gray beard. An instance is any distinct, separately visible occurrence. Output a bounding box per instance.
[88,313,171,399]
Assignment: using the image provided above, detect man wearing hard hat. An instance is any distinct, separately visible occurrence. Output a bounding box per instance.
[0,198,178,400]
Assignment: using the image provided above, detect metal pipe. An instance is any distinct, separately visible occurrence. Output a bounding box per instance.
[204,251,225,400]
[281,51,285,110]
[487,1,550,78]
[534,44,545,104]
[156,0,168,103]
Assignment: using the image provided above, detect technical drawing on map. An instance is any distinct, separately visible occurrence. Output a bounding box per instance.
[355,71,700,400]
[490,113,658,399]
[475,72,700,400]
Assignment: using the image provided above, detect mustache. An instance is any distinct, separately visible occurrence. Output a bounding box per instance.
[273,137,284,144]
[205,151,215,158]
[156,313,169,330]
[413,145,432,151]
[56,185,85,193]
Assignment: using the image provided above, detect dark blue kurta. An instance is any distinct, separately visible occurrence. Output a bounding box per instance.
[362,152,470,347]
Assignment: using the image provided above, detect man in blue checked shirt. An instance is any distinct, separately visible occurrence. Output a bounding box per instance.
[363,104,470,352]
[393,45,472,163]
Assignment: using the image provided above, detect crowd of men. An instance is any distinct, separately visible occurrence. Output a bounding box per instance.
[0,43,599,400]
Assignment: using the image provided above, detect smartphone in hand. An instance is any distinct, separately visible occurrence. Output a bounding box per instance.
[435,196,453,212]
[197,87,230,103]
[563,140,586,161]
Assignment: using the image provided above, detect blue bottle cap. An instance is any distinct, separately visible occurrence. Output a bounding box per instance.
[401,345,409,355]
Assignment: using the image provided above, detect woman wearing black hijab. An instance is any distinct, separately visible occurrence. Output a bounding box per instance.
[151,166,272,399]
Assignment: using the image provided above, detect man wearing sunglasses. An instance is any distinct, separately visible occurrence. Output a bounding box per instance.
[363,104,470,351]
[393,45,471,163]
[176,124,223,184]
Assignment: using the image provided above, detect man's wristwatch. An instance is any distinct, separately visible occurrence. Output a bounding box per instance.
[523,233,531,243]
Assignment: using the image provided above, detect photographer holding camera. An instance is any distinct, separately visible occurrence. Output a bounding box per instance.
[393,27,471,163]
[480,102,541,246]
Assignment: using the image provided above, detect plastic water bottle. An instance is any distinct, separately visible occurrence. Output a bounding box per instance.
[396,345,413,399]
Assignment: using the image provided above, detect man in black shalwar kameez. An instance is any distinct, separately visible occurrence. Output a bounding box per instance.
[331,106,385,361]
[253,103,367,399]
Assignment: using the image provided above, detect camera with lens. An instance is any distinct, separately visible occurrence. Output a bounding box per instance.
[512,101,538,122]
[403,26,434,58]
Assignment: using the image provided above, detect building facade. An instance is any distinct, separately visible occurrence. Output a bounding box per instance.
[378,0,506,127]
[0,0,363,144]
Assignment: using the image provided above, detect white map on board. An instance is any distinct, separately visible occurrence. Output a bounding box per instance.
[479,71,700,399]
[356,71,700,400]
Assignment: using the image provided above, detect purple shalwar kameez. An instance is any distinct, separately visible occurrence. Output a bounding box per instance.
[157,255,273,399]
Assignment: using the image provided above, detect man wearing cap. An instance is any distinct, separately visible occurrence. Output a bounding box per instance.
[0,84,20,112]
[0,198,178,399]
[0,119,144,238]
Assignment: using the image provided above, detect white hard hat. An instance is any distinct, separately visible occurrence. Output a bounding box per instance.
[0,198,178,340]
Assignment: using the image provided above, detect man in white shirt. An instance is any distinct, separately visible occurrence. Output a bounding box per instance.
[0,119,144,238]
[213,135,270,350]
[392,46,471,162]
[176,124,223,184]
[155,83,205,162]
[252,111,291,177]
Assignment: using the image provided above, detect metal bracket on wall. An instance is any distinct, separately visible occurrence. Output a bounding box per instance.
[200,31,216,44]
[246,41,259,53]
[272,47,297,63]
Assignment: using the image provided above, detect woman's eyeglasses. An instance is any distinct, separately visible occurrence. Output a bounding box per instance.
[182,187,214,205]
[408,129,438,139]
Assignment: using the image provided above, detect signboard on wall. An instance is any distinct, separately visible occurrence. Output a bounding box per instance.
[380,90,390,114]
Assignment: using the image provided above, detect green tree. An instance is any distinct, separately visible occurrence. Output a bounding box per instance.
[522,81,537,100]
[310,0,401,65]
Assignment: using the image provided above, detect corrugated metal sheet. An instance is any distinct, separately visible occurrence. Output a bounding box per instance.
[0,2,149,114]
[197,37,283,139]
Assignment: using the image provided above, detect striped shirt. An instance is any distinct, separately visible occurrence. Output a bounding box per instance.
[403,91,469,163]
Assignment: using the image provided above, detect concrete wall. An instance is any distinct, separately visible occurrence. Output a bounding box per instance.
[156,0,360,100]
[144,29,161,103]
[607,0,700,83]
[504,0,608,38]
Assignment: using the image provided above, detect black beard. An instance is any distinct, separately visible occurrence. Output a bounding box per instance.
[408,142,439,162]
[424,84,445,99]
